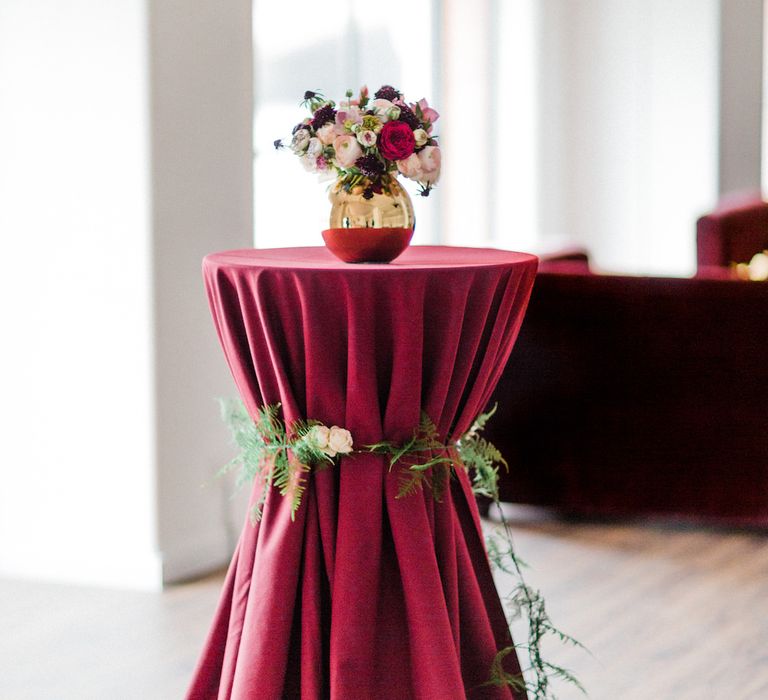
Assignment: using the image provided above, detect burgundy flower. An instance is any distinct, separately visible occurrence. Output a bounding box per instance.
[355,154,386,178]
[374,85,401,101]
[396,104,422,131]
[311,104,337,130]
[378,121,416,161]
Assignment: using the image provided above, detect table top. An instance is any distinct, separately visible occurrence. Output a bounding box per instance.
[204,245,538,272]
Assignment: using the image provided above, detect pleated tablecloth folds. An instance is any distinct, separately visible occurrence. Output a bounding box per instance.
[188,245,538,699]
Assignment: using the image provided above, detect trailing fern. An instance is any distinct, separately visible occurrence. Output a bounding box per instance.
[218,399,586,696]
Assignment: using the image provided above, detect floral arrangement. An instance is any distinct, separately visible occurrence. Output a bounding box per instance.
[219,400,585,698]
[275,85,441,198]
[218,402,352,522]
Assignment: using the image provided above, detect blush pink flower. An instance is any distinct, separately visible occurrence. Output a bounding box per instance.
[335,106,363,134]
[396,153,423,180]
[333,134,363,168]
[417,146,441,184]
[316,123,337,145]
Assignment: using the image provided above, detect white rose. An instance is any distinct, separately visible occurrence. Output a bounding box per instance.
[387,105,401,121]
[328,426,353,455]
[291,128,311,154]
[413,128,429,147]
[356,130,377,147]
[308,425,331,451]
[306,137,323,158]
[316,123,337,145]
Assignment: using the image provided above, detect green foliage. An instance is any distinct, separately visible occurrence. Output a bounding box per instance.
[217,398,586,697]
[459,404,587,699]
[366,412,454,499]
[218,399,330,522]
[457,404,509,498]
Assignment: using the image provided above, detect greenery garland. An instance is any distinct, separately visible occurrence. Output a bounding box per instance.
[219,399,586,698]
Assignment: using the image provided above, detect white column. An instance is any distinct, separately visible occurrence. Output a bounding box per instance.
[0,0,253,589]
[719,0,764,195]
[149,0,254,584]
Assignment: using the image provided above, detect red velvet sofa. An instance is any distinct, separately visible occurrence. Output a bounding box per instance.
[487,203,768,526]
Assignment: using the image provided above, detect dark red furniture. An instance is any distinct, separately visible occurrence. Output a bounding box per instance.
[697,193,768,274]
[487,254,768,526]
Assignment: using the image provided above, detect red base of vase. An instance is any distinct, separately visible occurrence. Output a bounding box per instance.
[322,227,414,264]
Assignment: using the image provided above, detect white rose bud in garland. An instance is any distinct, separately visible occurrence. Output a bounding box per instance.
[328,426,354,456]
[308,424,331,453]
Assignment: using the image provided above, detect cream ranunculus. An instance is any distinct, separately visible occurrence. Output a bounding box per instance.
[328,426,353,455]
[413,129,428,147]
[333,134,363,168]
[356,130,377,147]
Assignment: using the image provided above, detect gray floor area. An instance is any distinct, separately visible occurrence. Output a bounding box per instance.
[2,507,767,699]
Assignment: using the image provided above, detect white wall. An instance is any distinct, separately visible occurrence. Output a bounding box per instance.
[0,0,253,589]
[536,0,721,276]
[0,0,159,588]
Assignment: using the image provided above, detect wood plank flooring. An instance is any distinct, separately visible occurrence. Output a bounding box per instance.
[2,508,767,699]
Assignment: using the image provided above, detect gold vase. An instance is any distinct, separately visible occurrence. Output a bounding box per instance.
[323,175,415,263]
[328,175,415,230]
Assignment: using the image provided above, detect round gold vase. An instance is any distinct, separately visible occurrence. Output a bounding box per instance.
[323,176,415,264]
[328,176,415,230]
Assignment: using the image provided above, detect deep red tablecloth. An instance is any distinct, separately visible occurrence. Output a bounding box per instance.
[188,246,538,699]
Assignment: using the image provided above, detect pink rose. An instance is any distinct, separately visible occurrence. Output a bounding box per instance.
[417,146,441,183]
[396,153,423,180]
[333,134,363,168]
[379,121,416,161]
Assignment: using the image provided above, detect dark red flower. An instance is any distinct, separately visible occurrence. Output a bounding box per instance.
[378,121,416,161]
[355,154,386,178]
[374,85,401,101]
[311,104,336,130]
[396,104,422,131]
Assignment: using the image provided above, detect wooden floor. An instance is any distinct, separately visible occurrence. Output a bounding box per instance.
[2,508,767,699]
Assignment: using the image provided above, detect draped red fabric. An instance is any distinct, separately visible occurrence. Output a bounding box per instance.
[188,246,538,700]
